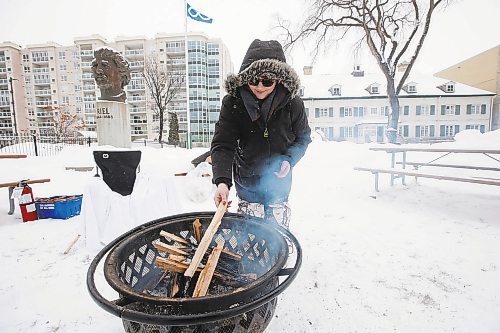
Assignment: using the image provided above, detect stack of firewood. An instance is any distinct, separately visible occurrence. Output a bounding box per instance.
[151,201,255,297]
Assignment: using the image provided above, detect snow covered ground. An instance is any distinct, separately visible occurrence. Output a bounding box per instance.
[1,130,499,333]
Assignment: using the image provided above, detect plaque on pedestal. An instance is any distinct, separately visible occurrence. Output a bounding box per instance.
[96,101,131,148]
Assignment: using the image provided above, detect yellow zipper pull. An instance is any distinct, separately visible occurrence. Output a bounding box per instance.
[264,128,269,138]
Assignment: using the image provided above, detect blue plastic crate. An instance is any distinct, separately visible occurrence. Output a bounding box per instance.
[35,195,83,220]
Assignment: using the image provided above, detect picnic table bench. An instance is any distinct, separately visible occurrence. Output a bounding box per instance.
[355,147,500,191]
[0,154,27,159]
[0,179,51,215]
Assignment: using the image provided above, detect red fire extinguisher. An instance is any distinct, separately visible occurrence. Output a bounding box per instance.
[18,182,38,222]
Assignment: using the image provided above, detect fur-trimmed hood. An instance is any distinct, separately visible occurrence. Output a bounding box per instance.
[225,58,301,99]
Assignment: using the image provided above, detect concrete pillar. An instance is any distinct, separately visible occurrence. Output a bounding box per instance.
[96,101,131,148]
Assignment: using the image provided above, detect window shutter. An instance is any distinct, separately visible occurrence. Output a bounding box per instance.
[430,125,435,137]
[430,105,436,115]
[416,105,421,116]
[480,125,485,133]
[415,125,421,137]
[481,104,486,114]
[315,108,319,118]
[305,108,309,118]
[359,107,364,117]
[328,107,334,117]
[455,105,460,115]
[384,107,389,116]
[454,125,460,134]
[354,107,359,117]
[441,105,446,115]
[440,125,445,137]
[340,127,345,138]
[339,107,344,117]
[466,104,472,114]
[354,126,358,137]
[328,127,334,140]
[404,105,409,115]
[403,125,408,137]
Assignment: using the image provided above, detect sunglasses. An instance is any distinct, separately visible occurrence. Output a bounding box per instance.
[249,78,276,87]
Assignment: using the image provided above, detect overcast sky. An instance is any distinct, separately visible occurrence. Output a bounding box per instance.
[1,0,499,75]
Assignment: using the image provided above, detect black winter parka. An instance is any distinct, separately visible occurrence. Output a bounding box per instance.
[211,84,311,205]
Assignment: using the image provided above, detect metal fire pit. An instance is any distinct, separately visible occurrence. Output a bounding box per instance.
[87,212,302,333]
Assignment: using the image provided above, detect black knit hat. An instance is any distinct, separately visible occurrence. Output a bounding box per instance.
[239,39,286,73]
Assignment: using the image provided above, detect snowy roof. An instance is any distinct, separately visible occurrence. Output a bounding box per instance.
[300,71,495,99]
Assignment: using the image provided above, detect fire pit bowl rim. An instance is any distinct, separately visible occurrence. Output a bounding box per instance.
[86,212,302,326]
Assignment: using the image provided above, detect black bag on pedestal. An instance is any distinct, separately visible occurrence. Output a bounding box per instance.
[93,151,142,196]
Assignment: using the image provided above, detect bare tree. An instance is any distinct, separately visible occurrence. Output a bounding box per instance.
[279,0,449,143]
[44,106,84,140]
[143,52,183,143]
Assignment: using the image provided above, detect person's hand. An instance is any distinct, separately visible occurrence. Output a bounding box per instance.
[214,183,229,207]
[274,160,291,178]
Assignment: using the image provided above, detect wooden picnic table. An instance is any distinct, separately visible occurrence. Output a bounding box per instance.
[370,147,500,185]
[354,146,500,191]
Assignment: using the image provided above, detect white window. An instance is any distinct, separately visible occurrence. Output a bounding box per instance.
[61,75,67,82]
[408,85,416,93]
[445,105,455,115]
[420,125,431,137]
[62,96,69,104]
[58,51,66,60]
[470,105,481,115]
[467,124,481,130]
[444,125,455,136]
[76,96,82,103]
[371,86,379,94]
[343,107,353,117]
[371,107,378,115]
[418,105,431,115]
[343,127,354,137]
[446,83,455,93]
[22,54,29,62]
[23,66,30,73]
[60,64,67,71]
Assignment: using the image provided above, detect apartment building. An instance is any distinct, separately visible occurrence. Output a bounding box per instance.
[435,45,500,130]
[0,32,232,147]
[301,66,495,143]
[0,42,28,136]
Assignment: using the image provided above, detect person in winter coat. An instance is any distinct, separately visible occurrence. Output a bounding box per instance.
[211,39,311,228]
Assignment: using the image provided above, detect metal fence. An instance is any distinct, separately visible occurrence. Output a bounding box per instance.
[0,135,98,157]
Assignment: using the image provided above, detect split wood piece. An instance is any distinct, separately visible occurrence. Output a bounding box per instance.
[193,218,202,243]
[154,242,189,256]
[170,273,180,297]
[221,250,241,261]
[63,234,81,254]
[193,240,225,297]
[159,230,190,245]
[168,254,187,262]
[155,257,223,279]
[184,200,228,278]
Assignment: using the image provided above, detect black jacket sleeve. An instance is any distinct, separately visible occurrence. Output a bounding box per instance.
[210,95,240,188]
[286,96,312,166]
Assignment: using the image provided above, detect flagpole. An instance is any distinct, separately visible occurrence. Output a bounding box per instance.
[184,0,191,149]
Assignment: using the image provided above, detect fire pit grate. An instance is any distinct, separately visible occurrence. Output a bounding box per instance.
[87,212,302,333]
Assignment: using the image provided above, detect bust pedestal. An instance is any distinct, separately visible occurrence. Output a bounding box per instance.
[96,101,131,148]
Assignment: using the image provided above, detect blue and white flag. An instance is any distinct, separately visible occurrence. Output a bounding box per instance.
[186,3,213,24]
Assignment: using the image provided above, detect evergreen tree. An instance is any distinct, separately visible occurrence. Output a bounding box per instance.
[167,112,180,146]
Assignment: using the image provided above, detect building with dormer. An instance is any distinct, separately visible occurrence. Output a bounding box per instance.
[301,65,495,143]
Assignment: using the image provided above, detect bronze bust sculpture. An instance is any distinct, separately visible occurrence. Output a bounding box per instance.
[91,47,131,103]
